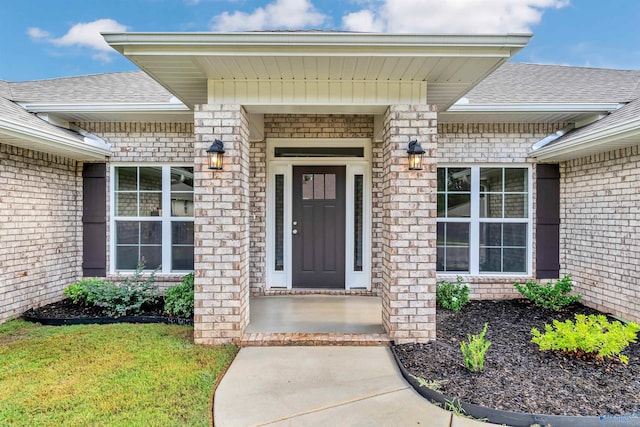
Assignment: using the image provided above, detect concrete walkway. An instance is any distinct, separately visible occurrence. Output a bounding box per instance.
[213,346,500,427]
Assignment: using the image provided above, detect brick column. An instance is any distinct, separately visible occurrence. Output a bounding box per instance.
[193,104,251,345]
[380,104,438,344]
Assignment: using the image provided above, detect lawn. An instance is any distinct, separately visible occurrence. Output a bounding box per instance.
[0,320,237,427]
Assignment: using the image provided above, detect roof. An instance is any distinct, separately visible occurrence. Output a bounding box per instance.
[441,62,640,124]
[6,71,174,104]
[104,31,531,112]
[464,62,640,104]
[1,40,639,162]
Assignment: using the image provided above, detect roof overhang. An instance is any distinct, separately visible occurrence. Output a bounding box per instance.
[531,117,640,161]
[19,102,193,123]
[0,116,111,160]
[441,103,623,123]
[103,32,531,112]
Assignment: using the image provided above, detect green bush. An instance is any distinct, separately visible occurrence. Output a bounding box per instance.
[436,276,470,311]
[164,273,194,318]
[514,275,581,310]
[85,262,159,317]
[64,278,106,305]
[531,314,640,364]
[460,323,491,372]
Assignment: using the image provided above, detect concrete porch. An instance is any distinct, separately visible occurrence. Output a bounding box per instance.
[240,295,390,346]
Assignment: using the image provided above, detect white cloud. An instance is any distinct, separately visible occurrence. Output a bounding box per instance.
[342,10,384,33]
[27,27,51,40]
[342,0,570,33]
[27,19,127,63]
[211,0,326,31]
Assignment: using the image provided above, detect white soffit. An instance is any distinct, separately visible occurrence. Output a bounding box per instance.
[103,32,531,111]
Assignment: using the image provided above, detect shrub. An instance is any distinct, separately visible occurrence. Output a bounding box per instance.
[460,323,491,372]
[436,276,470,311]
[64,278,106,305]
[85,262,159,317]
[531,314,640,364]
[514,275,582,310]
[164,273,194,318]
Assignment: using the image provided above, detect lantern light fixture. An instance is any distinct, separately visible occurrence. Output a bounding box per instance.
[206,139,225,170]
[407,140,424,170]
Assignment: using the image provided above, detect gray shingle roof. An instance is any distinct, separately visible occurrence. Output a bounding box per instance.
[5,71,174,104]
[464,62,640,104]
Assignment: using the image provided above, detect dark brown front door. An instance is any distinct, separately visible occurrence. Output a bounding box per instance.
[292,166,346,288]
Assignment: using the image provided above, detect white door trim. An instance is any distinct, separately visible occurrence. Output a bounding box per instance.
[265,138,372,290]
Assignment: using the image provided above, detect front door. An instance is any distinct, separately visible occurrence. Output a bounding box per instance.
[292,166,346,288]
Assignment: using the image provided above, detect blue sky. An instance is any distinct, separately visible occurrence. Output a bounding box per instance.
[1,0,639,82]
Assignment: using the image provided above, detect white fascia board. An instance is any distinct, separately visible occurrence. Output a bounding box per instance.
[20,102,190,113]
[531,118,640,160]
[0,117,111,159]
[103,32,531,56]
[448,103,623,113]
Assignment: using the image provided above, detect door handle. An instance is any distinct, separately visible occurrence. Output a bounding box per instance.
[292,229,298,235]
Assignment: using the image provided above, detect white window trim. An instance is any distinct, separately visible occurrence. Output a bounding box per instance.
[266,138,372,290]
[109,163,194,274]
[436,164,533,276]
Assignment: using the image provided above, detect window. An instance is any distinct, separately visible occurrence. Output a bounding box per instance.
[113,166,194,272]
[437,166,530,274]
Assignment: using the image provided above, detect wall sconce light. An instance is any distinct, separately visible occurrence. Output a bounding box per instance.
[206,139,225,170]
[407,140,424,170]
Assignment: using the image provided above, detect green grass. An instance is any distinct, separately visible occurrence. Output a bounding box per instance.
[0,320,237,427]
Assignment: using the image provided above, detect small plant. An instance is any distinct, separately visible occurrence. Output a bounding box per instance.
[443,398,489,422]
[460,322,491,372]
[436,276,470,311]
[531,314,640,364]
[444,398,467,417]
[64,278,106,305]
[85,262,159,317]
[410,375,446,392]
[514,275,582,310]
[164,273,194,318]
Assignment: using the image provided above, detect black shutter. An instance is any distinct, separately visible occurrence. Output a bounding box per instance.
[536,164,560,279]
[82,163,107,277]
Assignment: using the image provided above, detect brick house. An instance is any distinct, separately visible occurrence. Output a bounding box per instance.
[1,32,638,345]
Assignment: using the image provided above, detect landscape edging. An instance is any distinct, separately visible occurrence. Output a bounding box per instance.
[390,345,637,427]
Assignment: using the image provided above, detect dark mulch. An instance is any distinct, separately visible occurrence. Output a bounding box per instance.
[22,298,192,325]
[394,300,640,417]
[25,298,166,318]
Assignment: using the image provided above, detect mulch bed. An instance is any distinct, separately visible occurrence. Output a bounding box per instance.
[22,298,193,326]
[393,299,640,417]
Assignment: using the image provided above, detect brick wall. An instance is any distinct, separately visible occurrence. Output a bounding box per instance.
[264,114,373,138]
[380,105,438,343]
[249,140,266,294]
[0,143,82,322]
[74,122,194,289]
[437,122,565,299]
[193,105,251,345]
[560,144,640,322]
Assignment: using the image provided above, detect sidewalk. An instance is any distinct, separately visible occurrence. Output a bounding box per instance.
[213,346,500,427]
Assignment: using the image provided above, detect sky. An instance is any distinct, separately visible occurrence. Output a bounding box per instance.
[1,0,639,82]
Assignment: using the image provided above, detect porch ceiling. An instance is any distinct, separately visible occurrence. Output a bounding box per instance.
[104,32,531,113]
